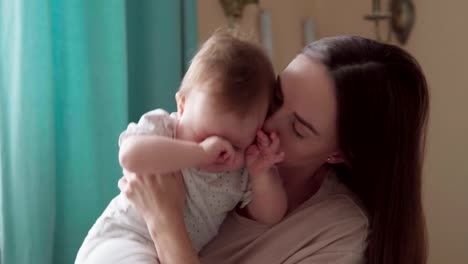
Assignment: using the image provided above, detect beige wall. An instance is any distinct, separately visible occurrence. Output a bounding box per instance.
[198,0,314,71]
[198,1,468,263]
[405,1,468,263]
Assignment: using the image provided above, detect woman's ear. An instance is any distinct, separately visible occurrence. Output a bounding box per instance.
[326,151,345,164]
[175,92,185,116]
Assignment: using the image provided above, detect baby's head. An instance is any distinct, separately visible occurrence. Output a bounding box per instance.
[176,31,275,172]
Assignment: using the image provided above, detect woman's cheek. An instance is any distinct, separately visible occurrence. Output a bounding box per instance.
[281,138,298,163]
[277,134,290,153]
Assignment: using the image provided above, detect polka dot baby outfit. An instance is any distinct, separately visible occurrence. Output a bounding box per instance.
[75,109,252,263]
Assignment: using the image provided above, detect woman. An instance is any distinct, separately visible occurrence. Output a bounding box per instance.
[120,35,429,264]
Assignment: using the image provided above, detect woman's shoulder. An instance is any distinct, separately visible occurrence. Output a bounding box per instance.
[290,173,369,256]
[299,191,369,243]
[299,172,369,235]
[305,172,369,224]
[200,174,368,264]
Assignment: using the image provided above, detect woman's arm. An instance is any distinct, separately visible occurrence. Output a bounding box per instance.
[118,173,201,264]
[146,210,200,264]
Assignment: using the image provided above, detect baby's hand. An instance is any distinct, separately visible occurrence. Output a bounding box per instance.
[199,136,235,167]
[246,130,285,176]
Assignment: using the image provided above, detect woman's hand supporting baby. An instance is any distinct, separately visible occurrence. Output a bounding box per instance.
[118,172,200,264]
[244,130,287,225]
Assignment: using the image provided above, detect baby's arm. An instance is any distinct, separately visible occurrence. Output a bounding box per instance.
[120,136,204,174]
[120,135,235,175]
[244,131,287,225]
[119,110,236,174]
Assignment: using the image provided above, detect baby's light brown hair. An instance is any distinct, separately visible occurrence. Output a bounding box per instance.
[179,30,276,117]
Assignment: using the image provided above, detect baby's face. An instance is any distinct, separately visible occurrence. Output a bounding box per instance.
[177,90,268,172]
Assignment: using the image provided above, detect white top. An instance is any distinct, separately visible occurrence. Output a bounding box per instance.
[77,109,252,260]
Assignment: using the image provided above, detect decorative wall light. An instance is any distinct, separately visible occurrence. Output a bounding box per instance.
[219,0,259,26]
[303,18,317,46]
[364,0,416,44]
[390,0,415,44]
[219,0,273,60]
[259,9,274,60]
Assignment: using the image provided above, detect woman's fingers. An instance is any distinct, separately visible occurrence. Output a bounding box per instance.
[121,173,145,197]
[118,176,127,192]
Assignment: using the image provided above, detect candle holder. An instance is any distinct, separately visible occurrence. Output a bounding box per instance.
[364,0,415,44]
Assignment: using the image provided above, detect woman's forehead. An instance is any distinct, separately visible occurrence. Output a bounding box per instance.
[284,55,330,84]
[282,56,337,132]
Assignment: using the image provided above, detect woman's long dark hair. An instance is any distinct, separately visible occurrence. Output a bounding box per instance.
[302,36,429,264]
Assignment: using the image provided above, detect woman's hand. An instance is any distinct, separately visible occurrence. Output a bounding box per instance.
[118,173,200,264]
[118,172,185,227]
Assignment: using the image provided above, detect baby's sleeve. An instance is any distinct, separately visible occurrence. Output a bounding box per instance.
[118,109,175,147]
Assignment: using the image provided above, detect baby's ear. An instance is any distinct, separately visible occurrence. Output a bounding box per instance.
[175,92,185,116]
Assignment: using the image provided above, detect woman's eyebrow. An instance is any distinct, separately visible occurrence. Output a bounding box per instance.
[294,112,319,136]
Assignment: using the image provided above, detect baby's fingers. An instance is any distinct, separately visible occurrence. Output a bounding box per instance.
[246,145,260,156]
[246,145,260,166]
[252,152,283,172]
[273,151,285,164]
[268,132,281,152]
[256,130,271,149]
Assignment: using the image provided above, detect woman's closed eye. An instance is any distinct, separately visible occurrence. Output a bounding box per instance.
[292,122,306,139]
[292,112,320,138]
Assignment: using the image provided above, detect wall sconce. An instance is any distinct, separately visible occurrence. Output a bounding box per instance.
[364,0,415,44]
[219,0,259,26]
[219,0,273,60]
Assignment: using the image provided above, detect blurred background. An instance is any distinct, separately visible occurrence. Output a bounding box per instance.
[1,0,467,263]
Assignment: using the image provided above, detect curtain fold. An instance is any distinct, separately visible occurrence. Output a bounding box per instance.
[0,1,198,263]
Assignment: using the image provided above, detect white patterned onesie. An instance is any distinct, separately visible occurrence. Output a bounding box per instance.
[75,109,252,264]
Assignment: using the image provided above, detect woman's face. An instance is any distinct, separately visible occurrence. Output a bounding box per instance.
[264,55,341,173]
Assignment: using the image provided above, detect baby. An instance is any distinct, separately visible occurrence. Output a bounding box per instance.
[75,31,287,263]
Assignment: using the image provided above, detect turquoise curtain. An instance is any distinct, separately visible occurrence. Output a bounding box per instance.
[0,1,198,263]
